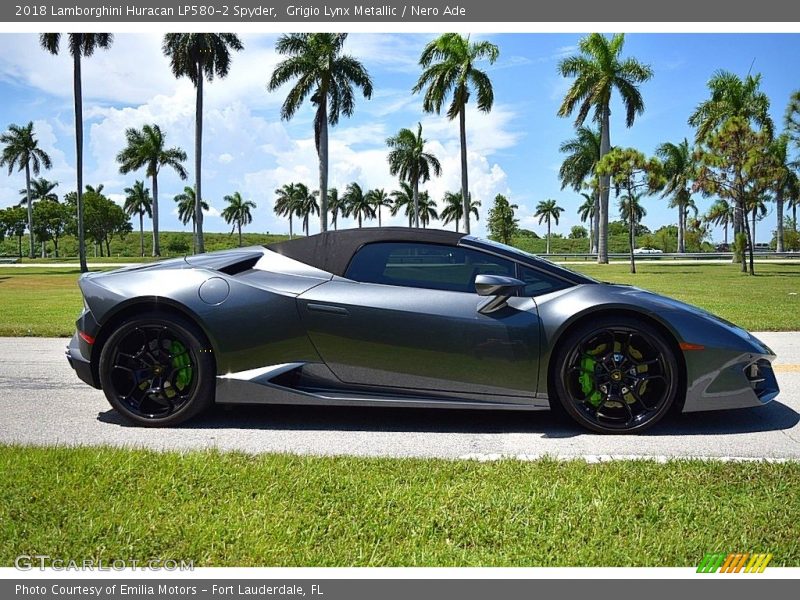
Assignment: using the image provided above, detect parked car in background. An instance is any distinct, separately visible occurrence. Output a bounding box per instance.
[633,247,663,254]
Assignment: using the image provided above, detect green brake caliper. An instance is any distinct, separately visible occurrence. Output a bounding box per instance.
[578,355,603,407]
[169,341,192,396]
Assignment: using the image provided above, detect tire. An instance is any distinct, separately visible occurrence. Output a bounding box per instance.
[98,311,215,427]
[553,315,678,434]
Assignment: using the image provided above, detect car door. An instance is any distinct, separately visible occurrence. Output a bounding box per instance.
[296,242,541,400]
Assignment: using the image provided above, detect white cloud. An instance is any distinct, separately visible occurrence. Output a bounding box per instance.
[218,153,234,164]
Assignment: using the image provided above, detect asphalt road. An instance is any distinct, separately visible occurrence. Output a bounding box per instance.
[1,334,799,460]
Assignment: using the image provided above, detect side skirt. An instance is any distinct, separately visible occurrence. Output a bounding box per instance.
[215,363,549,411]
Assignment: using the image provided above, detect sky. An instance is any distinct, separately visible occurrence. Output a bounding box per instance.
[0,32,798,242]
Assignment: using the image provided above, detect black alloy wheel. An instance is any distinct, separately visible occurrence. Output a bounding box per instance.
[98,312,214,426]
[554,316,678,434]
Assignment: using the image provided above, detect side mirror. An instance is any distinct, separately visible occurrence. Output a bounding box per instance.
[474,274,524,314]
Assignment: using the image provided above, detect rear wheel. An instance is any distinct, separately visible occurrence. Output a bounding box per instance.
[98,311,214,426]
[553,316,678,434]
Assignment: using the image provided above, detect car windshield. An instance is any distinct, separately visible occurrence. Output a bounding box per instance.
[464,236,600,283]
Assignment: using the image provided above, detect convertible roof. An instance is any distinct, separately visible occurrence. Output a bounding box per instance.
[267,227,466,277]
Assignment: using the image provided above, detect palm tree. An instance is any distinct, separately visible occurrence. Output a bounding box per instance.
[116,124,187,256]
[390,182,415,227]
[558,33,653,264]
[559,126,602,253]
[656,139,695,253]
[417,191,439,229]
[784,91,800,232]
[690,71,774,252]
[386,123,441,227]
[768,134,799,252]
[268,33,373,232]
[619,193,647,273]
[123,180,153,257]
[0,122,52,258]
[293,183,319,236]
[440,191,480,232]
[163,33,243,254]
[343,182,376,228]
[174,186,209,253]
[274,183,300,238]
[577,192,595,249]
[413,34,498,234]
[19,177,58,205]
[366,188,392,227]
[221,191,256,247]
[328,187,346,230]
[689,71,773,142]
[20,177,59,258]
[40,33,112,272]
[706,199,734,246]
[535,199,565,254]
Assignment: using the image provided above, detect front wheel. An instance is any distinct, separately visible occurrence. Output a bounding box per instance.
[98,311,215,427]
[553,316,679,434]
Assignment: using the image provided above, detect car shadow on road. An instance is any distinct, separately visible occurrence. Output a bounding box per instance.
[97,399,800,438]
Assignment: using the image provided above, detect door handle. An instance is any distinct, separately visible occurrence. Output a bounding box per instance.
[306,303,349,316]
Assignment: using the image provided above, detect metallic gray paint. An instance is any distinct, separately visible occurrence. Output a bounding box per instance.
[68,234,778,416]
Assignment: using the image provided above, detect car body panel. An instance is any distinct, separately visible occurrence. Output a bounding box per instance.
[67,228,778,417]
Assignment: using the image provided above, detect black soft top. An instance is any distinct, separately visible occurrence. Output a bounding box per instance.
[267,227,466,277]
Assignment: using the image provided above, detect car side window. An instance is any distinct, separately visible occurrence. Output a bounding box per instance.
[516,264,571,297]
[345,242,515,293]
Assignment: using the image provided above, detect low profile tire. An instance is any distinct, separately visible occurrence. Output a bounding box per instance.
[98,311,215,427]
[553,315,678,434]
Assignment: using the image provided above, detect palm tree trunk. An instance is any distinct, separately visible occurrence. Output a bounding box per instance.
[17,235,22,258]
[191,219,196,254]
[139,212,144,257]
[194,66,205,254]
[151,172,160,256]
[289,214,294,239]
[592,190,599,254]
[546,219,551,254]
[752,208,757,251]
[378,207,381,227]
[238,222,242,247]
[41,240,45,259]
[24,162,34,259]
[318,100,329,232]
[629,219,636,274]
[73,46,88,273]
[105,236,111,258]
[459,107,470,235]
[358,215,362,228]
[776,188,784,252]
[597,107,611,264]
[742,205,755,275]
[723,221,728,246]
[734,198,744,268]
[53,236,59,258]
[677,201,685,253]
[413,178,420,228]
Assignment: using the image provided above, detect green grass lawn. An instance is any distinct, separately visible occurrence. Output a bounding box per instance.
[0,446,797,567]
[1,262,797,337]
[0,268,86,336]
[567,262,800,331]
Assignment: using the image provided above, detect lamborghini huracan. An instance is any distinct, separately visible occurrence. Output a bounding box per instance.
[66,227,779,433]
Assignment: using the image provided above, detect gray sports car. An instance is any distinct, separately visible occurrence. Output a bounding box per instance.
[66,227,779,433]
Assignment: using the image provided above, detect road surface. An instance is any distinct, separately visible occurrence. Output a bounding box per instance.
[1,334,798,460]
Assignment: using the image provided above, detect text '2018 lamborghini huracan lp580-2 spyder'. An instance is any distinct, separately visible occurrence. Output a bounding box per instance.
[67,227,779,434]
